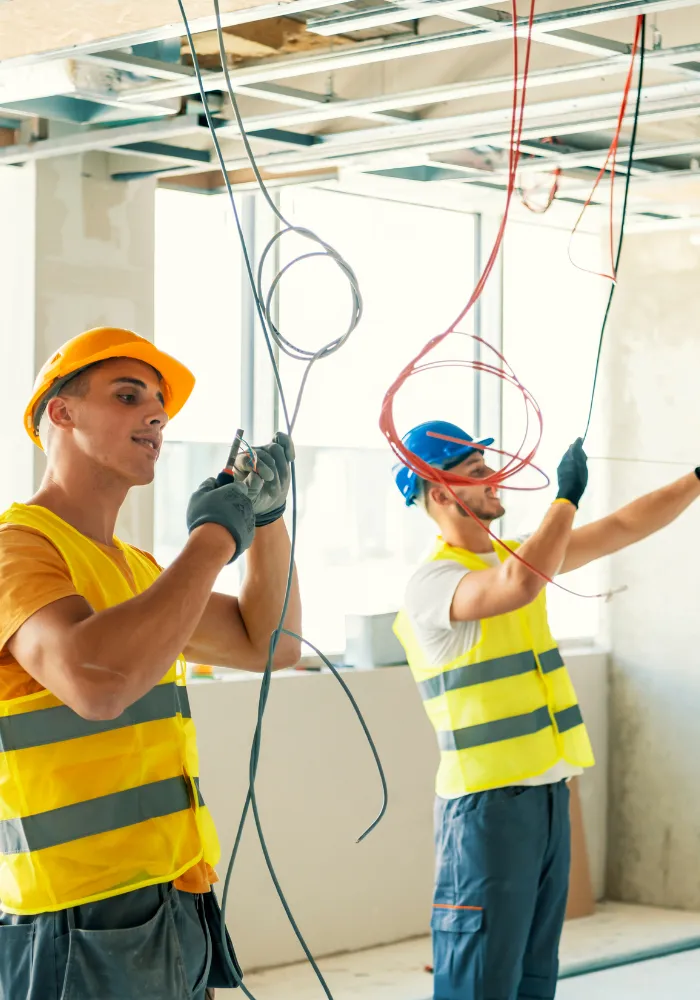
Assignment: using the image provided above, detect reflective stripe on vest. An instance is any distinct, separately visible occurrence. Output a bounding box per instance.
[436,704,585,752]
[0,502,221,915]
[417,648,564,701]
[0,682,191,753]
[394,538,595,796]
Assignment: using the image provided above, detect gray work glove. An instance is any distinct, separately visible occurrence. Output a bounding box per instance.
[233,432,295,527]
[556,437,588,509]
[186,474,261,562]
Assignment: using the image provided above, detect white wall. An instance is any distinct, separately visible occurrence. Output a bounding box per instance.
[191,651,608,979]
[601,229,700,909]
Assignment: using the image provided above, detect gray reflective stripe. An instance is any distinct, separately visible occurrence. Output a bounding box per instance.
[194,777,205,808]
[438,705,553,752]
[555,704,584,733]
[175,685,192,720]
[0,776,192,856]
[418,651,537,701]
[0,681,190,754]
[538,648,565,674]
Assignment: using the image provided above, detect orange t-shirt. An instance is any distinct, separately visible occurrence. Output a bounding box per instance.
[0,523,217,895]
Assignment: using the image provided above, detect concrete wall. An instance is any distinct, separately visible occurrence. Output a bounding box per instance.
[33,153,157,549]
[0,156,156,543]
[191,651,608,977]
[0,165,36,509]
[603,229,700,908]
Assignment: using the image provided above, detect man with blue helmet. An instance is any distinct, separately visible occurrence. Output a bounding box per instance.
[393,420,700,1000]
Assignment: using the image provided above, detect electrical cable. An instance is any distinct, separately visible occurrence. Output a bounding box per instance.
[213,0,363,432]
[568,15,644,283]
[582,14,646,443]
[176,3,385,998]
[379,8,644,601]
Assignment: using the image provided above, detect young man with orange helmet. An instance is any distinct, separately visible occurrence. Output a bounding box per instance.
[0,327,301,1000]
[393,419,700,1000]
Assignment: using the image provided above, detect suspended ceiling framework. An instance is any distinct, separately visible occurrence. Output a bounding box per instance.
[3,0,700,226]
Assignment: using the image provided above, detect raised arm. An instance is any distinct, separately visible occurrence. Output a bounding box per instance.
[451,439,588,622]
[8,522,239,721]
[560,468,700,574]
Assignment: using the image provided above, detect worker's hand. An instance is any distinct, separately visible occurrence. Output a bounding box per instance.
[234,432,295,527]
[186,478,256,562]
[555,438,588,509]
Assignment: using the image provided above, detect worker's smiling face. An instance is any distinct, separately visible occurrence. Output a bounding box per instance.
[434,450,506,522]
[46,358,168,487]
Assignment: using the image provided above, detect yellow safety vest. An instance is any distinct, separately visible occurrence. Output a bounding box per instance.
[0,503,220,915]
[394,538,594,797]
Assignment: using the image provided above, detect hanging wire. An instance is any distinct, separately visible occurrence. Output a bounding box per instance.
[176,3,385,997]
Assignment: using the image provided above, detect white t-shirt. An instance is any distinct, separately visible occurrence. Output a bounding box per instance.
[403,539,582,795]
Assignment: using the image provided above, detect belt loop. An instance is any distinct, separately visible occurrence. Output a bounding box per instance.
[66,906,76,931]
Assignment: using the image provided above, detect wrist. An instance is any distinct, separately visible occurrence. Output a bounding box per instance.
[189,523,237,565]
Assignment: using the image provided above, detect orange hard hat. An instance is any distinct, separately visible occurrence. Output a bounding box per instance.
[25,327,195,448]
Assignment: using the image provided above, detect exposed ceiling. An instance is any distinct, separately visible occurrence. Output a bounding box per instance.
[2,0,700,227]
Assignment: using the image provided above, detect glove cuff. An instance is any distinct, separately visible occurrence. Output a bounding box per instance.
[188,513,255,563]
[555,492,579,509]
[694,467,700,481]
[255,503,286,528]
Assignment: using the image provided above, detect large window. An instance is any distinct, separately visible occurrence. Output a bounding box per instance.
[153,184,610,659]
[154,188,244,593]
[275,187,478,652]
[502,222,608,640]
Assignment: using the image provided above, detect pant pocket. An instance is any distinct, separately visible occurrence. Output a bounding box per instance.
[431,906,484,1000]
[60,894,190,1000]
[0,924,34,1000]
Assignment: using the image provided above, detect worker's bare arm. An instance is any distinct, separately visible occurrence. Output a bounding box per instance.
[450,502,576,622]
[560,471,700,573]
[185,517,302,671]
[7,525,235,721]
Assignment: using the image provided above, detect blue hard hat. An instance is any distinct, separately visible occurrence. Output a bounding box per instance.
[394,420,494,507]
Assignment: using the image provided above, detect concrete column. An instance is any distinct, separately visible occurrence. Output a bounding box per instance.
[603,229,700,908]
[0,164,37,511]
[1,152,157,548]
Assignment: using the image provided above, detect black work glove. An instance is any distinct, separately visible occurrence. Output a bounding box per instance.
[186,478,258,562]
[556,437,588,508]
[233,432,294,527]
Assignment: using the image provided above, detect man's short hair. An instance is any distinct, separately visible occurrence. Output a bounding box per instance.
[37,364,100,452]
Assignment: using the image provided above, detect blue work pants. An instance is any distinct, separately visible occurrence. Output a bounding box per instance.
[431,781,571,1000]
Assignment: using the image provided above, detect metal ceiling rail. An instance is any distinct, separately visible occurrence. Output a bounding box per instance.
[173,83,700,176]
[0,0,344,69]
[118,0,700,102]
[306,0,497,34]
[208,41,700,134]
[0,114,203,164]
[515,137,700,172]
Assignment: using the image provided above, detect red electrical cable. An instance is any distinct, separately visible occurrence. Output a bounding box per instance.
[519,166,561,214]
[379,0,627,600]
[568,15,644,280]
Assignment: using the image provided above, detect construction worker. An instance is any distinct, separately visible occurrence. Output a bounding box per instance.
[393,419,700,1000]
[0,327,301,1000]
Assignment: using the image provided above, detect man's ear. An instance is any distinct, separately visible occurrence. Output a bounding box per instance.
[429,484,452,509]
[45,395,75,431]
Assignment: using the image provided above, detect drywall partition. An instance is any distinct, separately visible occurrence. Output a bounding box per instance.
[190,651,608,973]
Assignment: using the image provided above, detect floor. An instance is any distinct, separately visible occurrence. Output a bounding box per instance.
[557,949,700,998]
[217,902,700,999]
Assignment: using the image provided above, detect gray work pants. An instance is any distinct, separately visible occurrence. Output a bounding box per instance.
[0,882,213,1000]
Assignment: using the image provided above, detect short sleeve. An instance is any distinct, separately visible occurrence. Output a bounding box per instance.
[404,560,471,633]
[0,526,78,655]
